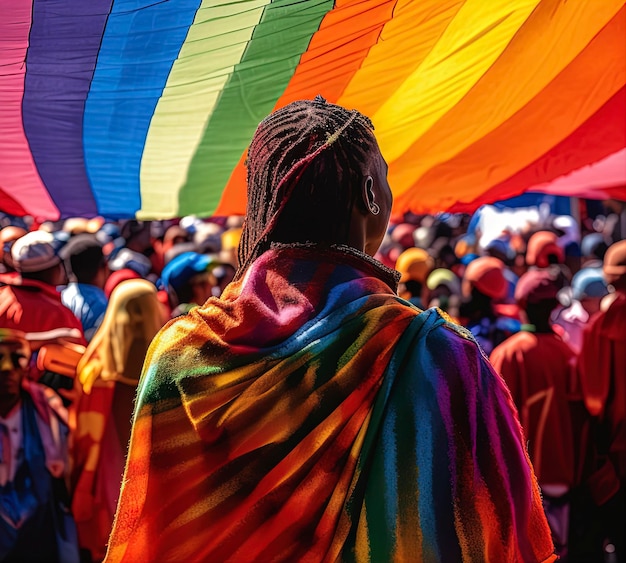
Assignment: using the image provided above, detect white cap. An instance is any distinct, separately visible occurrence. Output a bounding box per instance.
[11,230,61,273]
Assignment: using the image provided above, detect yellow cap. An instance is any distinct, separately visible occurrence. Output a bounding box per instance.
[395,247,434,283]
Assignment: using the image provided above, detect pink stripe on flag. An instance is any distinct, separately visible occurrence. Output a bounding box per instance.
[0,0,59,220]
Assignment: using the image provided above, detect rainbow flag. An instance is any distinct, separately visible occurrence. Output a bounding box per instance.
[1,0,624,221]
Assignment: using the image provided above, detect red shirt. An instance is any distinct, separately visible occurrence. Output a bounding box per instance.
[490,329,576,487]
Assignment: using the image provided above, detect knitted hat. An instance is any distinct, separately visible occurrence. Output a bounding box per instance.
[10,230,62,273]
[395,247,434,283]
[461,256,507,300]
[526,231,564,268]
[426,268,461,295]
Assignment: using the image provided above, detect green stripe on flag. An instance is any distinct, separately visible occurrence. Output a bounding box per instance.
[139,1,271,220]
[177,0,334,217]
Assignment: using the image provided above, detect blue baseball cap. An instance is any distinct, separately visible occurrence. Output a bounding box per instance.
[159,251,212,293]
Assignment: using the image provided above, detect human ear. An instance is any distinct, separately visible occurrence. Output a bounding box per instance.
[362,176,380,216]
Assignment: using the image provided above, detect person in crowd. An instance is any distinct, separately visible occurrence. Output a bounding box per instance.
[490,268,574,559]
[159,251,233,317]
[60,233,109,342]
[553,214,582,275]
[0,329,79,562]
[526,230,571,282]
[425,267,462,320]
[459,255,520,355]
[580,232,608,269]
[394,246,434,308]
[107,247,152,281]
[71,279,166,562]
[0,226,28,276]
[106,97,554,562]
[551,267,609,354]
[219,226,242,268]
[0,231,86,397]
[573,240,626,562]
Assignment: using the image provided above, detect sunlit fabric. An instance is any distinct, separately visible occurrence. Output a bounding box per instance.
[106,246,555,562]
[1,0,624,221]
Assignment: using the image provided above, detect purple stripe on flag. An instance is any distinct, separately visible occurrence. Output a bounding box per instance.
[22,0,113,219]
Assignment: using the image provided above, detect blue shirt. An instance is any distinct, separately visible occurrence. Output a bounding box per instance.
[61,283,108,341]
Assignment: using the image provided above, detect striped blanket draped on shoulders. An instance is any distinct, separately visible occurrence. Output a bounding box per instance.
[105,245,555,562]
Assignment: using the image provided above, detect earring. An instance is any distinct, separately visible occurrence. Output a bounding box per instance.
[370,202,380,215]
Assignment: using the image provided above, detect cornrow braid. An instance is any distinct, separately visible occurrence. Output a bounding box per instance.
[235,96,376,280]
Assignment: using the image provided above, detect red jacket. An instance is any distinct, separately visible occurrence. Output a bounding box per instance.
[0,275,85,345]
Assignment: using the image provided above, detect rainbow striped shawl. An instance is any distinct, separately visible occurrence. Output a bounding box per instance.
[106,246,554,562]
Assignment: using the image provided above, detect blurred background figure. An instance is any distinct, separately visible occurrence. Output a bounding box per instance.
[219,227,242,269]
[573,240,626,563]
[552,268,609,354]
[0,231,86,401]
[394,247,434,308]
[60,234,109,342]
[0,329,79,562]
[71,279,167,563]
[459,256,520,355]
[425,267,462,320]
[490,268,573,559]
[160,251,235,318]
[0,226,28,276]
[526,230,571,282]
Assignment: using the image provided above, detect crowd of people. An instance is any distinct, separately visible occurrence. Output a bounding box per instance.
[0,97,624,562]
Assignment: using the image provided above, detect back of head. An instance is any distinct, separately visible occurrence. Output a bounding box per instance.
[603,239,626,289]
[526,230,564,268]
[238,96,377,278]
[79,279,163,390]
[461,256,508,300]
[59,233,104,283]
[160,251,212,306]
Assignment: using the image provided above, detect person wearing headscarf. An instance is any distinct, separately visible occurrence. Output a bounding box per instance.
[0,329,79,562]
[459,256,521,355]
[106,97,554,563]
[572,240,626,562]
[490,268,575,558]
[71,279,167,562]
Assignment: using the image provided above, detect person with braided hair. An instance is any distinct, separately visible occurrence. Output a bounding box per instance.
[106,97,554,562]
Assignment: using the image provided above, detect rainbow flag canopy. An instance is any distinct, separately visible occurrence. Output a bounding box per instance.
[1,0,625,221]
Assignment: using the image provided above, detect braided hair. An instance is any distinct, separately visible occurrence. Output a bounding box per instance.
[235,96,377,279]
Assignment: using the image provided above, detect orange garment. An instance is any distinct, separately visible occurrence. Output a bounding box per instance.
[71,279,166,562]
